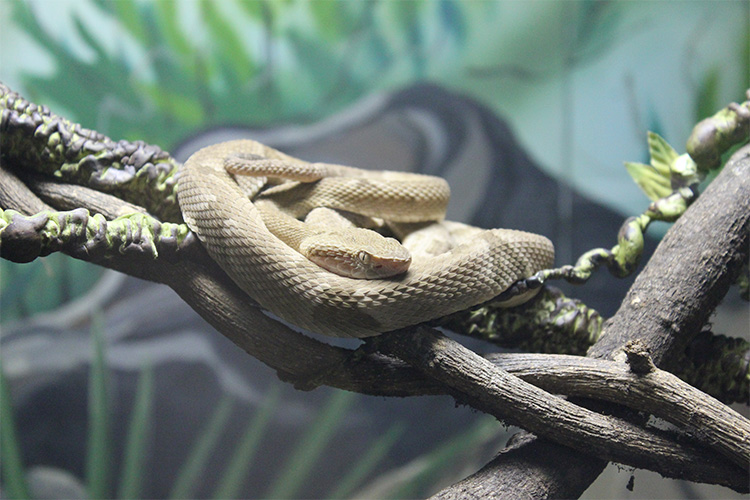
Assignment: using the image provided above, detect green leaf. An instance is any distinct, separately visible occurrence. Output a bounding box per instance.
[386,0,426,73]
[310,0,354,40]
[211,383,284,499]
[201,1,256,84]
[670,153,700,186]
[392,416,502,499]
[71,13,109,63]
[155,1,194,58]
[646,131,678,178]
[624,161,672,201]
[438,0,467,45]
[117,363,155,500]
[85,314,111,500]
[264,390,357,499]
[327,421,406,499]
[111,0,150,45]
[169,396,235,499]
[138,82,204,125]
[0,361,31,500]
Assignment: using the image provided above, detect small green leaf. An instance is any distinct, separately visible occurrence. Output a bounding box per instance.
[624,161,671,201]
[647,131,678,177]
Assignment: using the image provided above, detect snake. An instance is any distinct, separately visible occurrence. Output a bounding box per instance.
[177,139,554,338]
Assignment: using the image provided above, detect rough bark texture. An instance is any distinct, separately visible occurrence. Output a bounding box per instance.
[432,433,604,500]
[370,328,746,491]
[430,144,750,498]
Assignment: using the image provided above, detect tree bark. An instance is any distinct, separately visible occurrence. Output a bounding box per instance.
[431,144,750,498]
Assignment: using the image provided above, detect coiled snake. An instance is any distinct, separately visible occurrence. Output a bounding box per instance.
[177,140,554,338]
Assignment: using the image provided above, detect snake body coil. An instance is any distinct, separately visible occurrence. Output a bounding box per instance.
[177,140,554,338]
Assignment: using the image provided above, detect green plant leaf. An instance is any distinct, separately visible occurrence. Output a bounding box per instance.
[438,0,467,45]
[154,1,194,59]
[169,396,235,499]
[0,360,31,500]
[390,416,501,499]
[85,313,111,500]
[265,390,357,499]
[310,0,355,41]
[211,383,284,499]
[71,13,109,63]
[201,1,256,84]
[646,131,678,177]
[327,421,406,499]
[117,363,155,500]
[138,82,204,125]
[624,161,672,201]
[112,0,150,45]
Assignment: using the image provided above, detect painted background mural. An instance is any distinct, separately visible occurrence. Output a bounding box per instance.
[1,1,747,498]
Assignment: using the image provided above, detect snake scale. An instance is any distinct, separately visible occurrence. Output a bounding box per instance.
[177,140,554,338]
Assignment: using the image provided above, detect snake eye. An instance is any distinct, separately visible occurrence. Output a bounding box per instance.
[358,251,371,265]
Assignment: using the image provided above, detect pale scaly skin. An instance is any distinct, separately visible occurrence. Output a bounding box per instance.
[226,154,416,279]
[177,139,555,338]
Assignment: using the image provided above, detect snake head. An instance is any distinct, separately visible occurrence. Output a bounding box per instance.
[300,230,411,279]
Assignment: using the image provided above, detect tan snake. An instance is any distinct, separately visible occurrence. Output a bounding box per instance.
[177,139,554,338]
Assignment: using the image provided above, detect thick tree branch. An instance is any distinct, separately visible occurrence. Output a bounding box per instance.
[433,144,750,498]
[370,327,747,491]
[485,349,750,469]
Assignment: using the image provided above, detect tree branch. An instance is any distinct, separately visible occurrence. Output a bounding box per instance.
[369,327,747,491]
[432,144,750,498]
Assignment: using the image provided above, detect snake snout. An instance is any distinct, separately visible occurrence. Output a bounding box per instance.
[302,233,412,279]
[360,250,412,279]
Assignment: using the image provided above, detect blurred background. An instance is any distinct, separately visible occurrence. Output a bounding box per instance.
[1,1,748,498]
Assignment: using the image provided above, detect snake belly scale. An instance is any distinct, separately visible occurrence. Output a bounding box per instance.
[177,139,554,338]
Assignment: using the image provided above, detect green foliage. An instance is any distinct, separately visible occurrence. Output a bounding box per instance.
[625,132,678,202]
[625,132,699,202]
[10,0,478,148]
[0,338,495,499]
[265,389,357,498]
[169,396,235,499]
[0,360,31,500]
[389,416,502,499]
[118,363,154,500]
[0,255,104,323]
[85,314,112,500]
[327,422,406,499]
[211,384,283,499]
